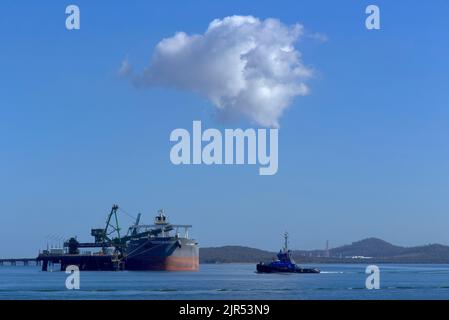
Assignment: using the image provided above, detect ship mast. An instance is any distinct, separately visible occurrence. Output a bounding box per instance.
[283,232,289,252]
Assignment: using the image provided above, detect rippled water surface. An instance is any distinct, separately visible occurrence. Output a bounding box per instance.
[1,264,449,299]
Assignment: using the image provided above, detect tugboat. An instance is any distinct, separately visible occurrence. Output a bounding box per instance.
[256,233,320,274]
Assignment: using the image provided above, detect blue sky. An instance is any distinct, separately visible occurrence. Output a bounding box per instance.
[1,1,448,257]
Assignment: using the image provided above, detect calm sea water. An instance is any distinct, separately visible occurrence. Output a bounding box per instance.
[1,263,449,300]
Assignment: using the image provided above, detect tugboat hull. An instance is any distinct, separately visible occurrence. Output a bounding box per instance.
[256,263,320,274]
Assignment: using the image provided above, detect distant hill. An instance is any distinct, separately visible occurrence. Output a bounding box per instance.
[200,246,274,263]
[330,238,404,257]
[199,238,449,264]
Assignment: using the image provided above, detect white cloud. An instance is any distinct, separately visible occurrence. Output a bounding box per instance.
[124,15,314,127]
[308,32,329,43]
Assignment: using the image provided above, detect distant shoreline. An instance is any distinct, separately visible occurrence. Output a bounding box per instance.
[200,261,449,265]
[199,238,449,264]
[3,237,449,265]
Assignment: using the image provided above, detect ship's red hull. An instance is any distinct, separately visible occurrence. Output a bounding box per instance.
[126,255,199,271]
[124,237,199,271]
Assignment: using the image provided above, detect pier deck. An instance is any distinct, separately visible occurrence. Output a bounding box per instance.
[36,253,123,271]
[0,258,39,266]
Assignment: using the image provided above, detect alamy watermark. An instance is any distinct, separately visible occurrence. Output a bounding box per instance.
[65,5,80,30]
[65,265,80,290]
[365,5,381,30]
[64,4,379,31]
[365,265,380,290]
[169,121,278,175]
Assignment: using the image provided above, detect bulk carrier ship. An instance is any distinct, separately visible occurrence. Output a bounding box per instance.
[37,205,199,271]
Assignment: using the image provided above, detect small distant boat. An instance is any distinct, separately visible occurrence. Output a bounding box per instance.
[256,233,320,274]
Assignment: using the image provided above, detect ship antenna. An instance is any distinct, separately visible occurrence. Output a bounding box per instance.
[284,232,289,251]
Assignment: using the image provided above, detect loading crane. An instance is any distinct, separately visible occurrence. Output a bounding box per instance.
[64,205,176,255]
